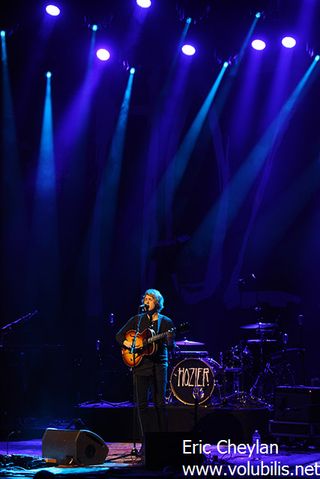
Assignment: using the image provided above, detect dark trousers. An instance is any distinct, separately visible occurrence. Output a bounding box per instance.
[133,364,168,439]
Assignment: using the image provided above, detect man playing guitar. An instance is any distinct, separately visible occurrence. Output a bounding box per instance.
[116,289,175,455]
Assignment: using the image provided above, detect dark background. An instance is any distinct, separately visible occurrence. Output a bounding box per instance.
[1,0,320,420]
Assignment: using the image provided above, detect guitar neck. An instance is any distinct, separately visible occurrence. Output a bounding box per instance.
[147,329,172,344]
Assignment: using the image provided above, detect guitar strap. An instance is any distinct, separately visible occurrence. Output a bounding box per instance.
[135,314,143,333]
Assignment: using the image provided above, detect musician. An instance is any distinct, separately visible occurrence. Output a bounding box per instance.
[116,289,175,449]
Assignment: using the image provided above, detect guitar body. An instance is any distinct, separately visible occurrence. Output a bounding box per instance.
[121,328,157,367]
[120,321,189,367]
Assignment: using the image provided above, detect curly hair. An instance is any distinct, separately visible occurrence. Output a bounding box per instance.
[143,289,164,312]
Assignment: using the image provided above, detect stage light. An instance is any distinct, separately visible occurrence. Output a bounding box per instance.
[130,67,136,74]
[181,44,196,56]
[46,71,52,78]
[45,4,61,16]
[223,61,229,68]
[251,39,266,51]
[315,55,320,62]
[91,24,98,32]
[96,48,111,61]
[136,0,151,8]
[1,31,5,38]
[281,36,296,49]
[255,12,262,18]
[186,17,192,24]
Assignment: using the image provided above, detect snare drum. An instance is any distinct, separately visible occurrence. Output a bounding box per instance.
[170,357,220,405]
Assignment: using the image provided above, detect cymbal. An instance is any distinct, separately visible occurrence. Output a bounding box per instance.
[175,339,205,346]
[240,322,277,330]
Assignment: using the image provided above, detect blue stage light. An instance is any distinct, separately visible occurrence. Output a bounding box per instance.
[181,44,196,56]
[96,48,111,61]
[136,0,151,8]
[45,4,61,16]
[281,36,297,49]
[251,39,266,51]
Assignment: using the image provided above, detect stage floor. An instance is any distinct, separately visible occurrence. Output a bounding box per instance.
[1,438,320,478]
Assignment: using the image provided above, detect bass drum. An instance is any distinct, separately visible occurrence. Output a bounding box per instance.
[170,357,220,406]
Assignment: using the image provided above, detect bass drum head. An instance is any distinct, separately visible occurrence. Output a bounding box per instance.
[170,357,220,406]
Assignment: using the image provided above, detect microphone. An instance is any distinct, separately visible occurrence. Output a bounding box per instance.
[139,304,149,312]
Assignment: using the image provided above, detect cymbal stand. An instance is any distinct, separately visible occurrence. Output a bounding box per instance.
[223,368,252,407]
[249,361,273,408]
[248,337,273,408]
[220,347,251,406]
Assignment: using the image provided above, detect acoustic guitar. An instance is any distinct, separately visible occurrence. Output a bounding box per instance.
[121,322,189,367]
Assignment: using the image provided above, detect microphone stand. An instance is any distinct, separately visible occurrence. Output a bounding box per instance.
[130,311,144,457]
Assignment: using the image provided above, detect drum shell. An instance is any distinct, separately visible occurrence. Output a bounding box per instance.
[170,357,220,406]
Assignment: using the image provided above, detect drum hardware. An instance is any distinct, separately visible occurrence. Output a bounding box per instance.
[270,347,306,362]
[249,360,273,396]
[219,339,277,408]
[220,310,300,406]
[244,329,299,406]
[220,367,251,406]
[169,357,221,406]
[220,343,253,371]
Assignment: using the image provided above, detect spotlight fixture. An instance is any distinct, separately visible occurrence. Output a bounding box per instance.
[176,0,212,24]
[45,4,61,16]
[251,39,266,51]
[130,67,136,74]
[46,71,52,78]
[181,44,196,56]
[281,36,296,49]
[96,48,111,61]
[315,54,320,62]
[136,0,152,8]
[0,30,5,38]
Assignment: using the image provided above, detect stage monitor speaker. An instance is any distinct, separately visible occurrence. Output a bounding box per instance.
[42,428,108,465]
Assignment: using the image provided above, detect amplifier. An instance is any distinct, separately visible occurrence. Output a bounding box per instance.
[269,420,320,438]
[274,386,320,422]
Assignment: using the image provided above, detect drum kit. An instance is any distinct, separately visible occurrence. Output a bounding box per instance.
[169,321,301,408]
